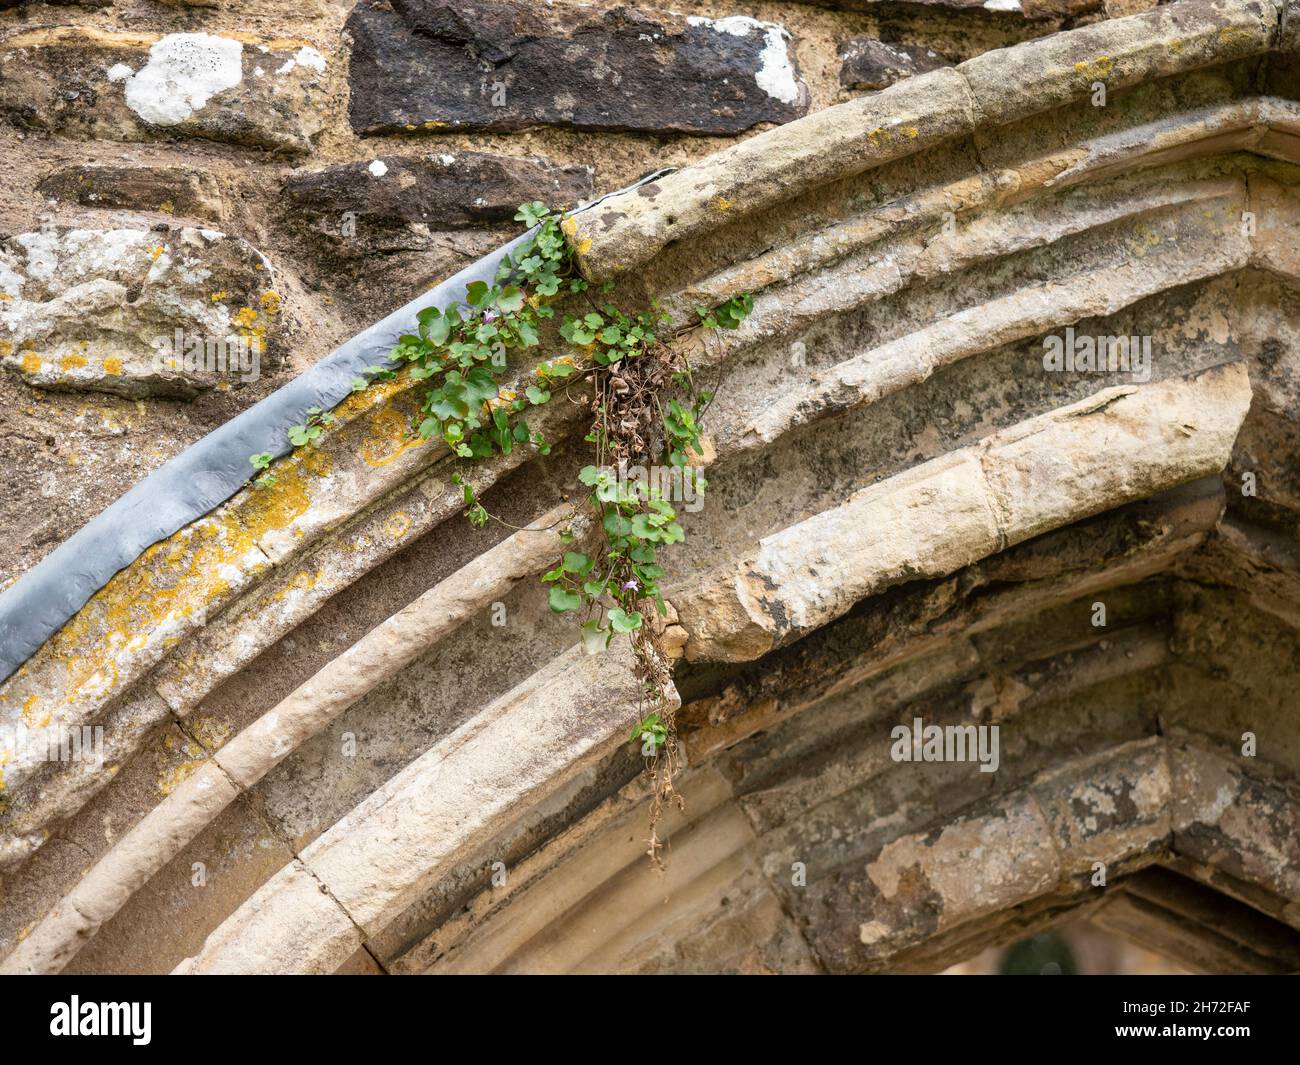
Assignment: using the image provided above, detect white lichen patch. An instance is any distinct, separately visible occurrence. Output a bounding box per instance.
[367,159,389,178]
[115,33,244,127]
[276,46,327,76]
[686,16,800,106]
[0,226,275,399]
[984,0,1023,10]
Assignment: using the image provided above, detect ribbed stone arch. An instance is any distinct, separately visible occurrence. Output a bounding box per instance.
[2,0,1299,974]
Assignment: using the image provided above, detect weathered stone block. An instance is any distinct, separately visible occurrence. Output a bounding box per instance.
[346,0,808,135]
[37,164,225,222]
[0,29,329,154]
[839,38,951,90]
[0,226,282,399]
[282,151,593,232]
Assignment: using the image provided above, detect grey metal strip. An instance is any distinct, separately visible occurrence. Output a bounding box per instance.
[0,171,674,684]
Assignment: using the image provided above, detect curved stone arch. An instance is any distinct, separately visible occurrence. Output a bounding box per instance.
[1,0,1299,974]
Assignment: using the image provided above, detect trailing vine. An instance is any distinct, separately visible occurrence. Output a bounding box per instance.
[252,202,751,864]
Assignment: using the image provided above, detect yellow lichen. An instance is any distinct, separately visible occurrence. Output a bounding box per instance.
[560,216,592,255]
[102,356,123,376]
[359,405,427,468]
[384,511,412,539]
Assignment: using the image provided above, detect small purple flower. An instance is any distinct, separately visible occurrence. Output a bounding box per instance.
[483,309,499,323]
[621,579,640,593]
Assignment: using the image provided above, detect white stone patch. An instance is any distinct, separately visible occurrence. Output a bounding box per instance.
[294,46,327,73]
[687,16,800,105]
[117,33,244,126]
[367,159,389,178]
[984,0,1022,10]
[276,46,327,76]
[438,153,456,166]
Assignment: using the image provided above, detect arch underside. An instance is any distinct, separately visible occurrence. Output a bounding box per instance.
[3,1,1300,974]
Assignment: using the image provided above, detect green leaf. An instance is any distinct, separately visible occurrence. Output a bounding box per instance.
[497,286,525,313]
[562,552,594,576]
[548,586,583,613]
[579,620,608,655]
[608,607,643,634]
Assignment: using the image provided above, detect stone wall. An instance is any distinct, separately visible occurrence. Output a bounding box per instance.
[5,0,1299,976]
[0,0,1140,588]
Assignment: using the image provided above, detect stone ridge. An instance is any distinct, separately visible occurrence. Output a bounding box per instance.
[0,0,1297,976]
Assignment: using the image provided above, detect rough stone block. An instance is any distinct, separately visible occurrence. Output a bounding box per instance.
[346,0,808,135]
[0,226,283,398]
[839,38,951,90]
[0,28,329,154]
[282,151,593,233]
[37,164,225,222]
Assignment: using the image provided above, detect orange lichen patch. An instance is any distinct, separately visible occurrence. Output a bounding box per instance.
[0,340,13,357]
[0,505,272,727]
[188,716,232,752]
[561,216,592,256]
[149,245,165,261]
[209,291,228,302]
[1218,25,1253,46]
[1074,56,1115,80]
[711,196,734,211]
[259,291,282,315]
[101,356,123,376]
[289,569,319,591]
[333,365,413,420]
[19,352,41,375]
[384,511,412,539]
[227,443,332,540]
[21,695,38,727]
[59,354,88,371]
[2,27,159,48]
[485,387,518,414]
[157,754,206,796]
[359,405,428,468]
[537,355,579,377]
